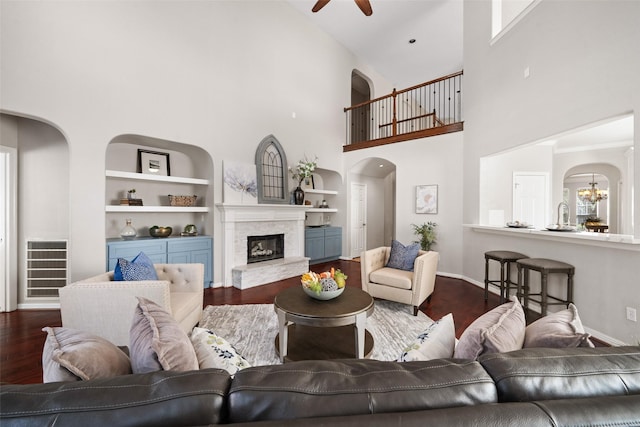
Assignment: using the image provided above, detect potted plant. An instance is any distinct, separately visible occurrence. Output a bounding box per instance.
[412,221,438,251]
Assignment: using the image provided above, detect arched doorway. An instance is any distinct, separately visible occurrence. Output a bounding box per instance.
[563,164,621,233]
[349,157,396,257]
[351,70,372,144]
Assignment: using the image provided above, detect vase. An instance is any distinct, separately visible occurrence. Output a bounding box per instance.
[293,186,304,205]
[120,218,137,240]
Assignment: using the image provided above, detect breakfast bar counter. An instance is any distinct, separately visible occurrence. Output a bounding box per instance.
[466,224,640,251]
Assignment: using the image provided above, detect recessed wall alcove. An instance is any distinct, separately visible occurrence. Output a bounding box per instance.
[105,134,214,239]
[1,112,70,308]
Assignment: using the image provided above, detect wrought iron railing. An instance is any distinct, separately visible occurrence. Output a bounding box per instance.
[344,71,463,149]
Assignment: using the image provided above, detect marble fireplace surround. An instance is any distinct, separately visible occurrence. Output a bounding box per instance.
[216,204,310,289]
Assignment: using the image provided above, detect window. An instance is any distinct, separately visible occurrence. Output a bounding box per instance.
[575,190,599,225]
[255,135,289,204]
[492,0,539,40]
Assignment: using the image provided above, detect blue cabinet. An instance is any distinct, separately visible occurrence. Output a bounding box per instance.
[305,226,342,265]
[106,236,213,288]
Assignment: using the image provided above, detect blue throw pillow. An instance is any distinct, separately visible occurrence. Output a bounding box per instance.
[386,240,420,271]
[114,252,158,281]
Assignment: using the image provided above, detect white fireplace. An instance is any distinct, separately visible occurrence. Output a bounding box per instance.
[216,203,309,289]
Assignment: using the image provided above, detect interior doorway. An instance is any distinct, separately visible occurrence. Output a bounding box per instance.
[512,172,548,229]
[349,157,396,257]
[350,183,367,258]
[0,148,18,312]
[351,70,372,144]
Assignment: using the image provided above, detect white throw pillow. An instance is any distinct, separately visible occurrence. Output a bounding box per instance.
[397,313,455,361]
[191,327,251,375]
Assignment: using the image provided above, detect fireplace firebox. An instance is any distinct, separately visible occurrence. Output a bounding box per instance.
[247,234,285,264]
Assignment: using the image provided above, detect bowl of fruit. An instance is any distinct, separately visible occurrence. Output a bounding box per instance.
[301,268,348,301]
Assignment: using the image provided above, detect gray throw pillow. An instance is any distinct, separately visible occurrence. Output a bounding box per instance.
[524,303,594,348]
[386,240,420,271]
[454,296,525,360]
[129,297,199,374]
[42,327,131,383]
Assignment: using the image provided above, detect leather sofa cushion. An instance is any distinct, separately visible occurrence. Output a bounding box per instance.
[230,395,640,427]
[0,369,230,427]
[228,358,497,423]
[369,267,413,289]
[479,346,640,402]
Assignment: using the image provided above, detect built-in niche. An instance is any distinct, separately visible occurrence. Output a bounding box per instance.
[105,134,213,239]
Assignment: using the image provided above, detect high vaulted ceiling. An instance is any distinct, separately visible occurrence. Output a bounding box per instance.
[287,0,463,89]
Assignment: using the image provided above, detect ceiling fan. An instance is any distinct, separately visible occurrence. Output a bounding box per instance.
[312,0,373,16]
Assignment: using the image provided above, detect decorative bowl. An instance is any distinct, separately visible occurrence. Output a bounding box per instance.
[149,226,172,238]
[302,285,344,301]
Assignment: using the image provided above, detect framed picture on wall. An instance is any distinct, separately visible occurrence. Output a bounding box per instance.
[301,174,315,190]
[416,184,438,214]
[137,149,171,176]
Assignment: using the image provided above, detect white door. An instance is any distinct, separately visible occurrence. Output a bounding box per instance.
[513,172,548,229]
[0,152,6,311]
[1,149,18,312]
[350,183,366,258]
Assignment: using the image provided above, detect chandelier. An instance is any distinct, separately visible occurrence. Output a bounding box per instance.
[577,173,608,204]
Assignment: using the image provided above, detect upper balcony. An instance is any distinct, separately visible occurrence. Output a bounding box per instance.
[344,71,463,151]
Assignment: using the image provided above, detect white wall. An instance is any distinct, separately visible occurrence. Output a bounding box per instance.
[464,0,640,344]
[0,1,391,284]
[345,132,464,276]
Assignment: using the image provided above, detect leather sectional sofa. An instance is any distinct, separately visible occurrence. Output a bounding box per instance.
[2,346,639,426]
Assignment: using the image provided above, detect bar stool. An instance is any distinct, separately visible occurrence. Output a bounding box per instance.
[484,251,528,303]
[516,258,574,317]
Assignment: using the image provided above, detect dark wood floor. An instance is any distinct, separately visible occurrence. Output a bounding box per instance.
[0,259,534,384]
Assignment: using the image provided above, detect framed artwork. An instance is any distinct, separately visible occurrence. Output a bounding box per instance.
[301,174,315,190]
[137,149,170,176]
[416,184,438,214]
[223,161,258,204]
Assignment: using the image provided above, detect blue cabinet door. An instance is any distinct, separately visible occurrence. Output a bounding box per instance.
[324,228,342,259]
[305,228,325,262]
[106,240,167,271]
[305,227,342,264]
[167,236,213,288]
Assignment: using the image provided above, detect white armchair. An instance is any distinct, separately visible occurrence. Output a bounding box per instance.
[59,264,204,346]
[360,247,439,316]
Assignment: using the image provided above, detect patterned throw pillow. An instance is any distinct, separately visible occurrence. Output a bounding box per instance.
[114,251,158,281]
[191,327,251,375]
[386,240,420,271]
[398,313,456,361]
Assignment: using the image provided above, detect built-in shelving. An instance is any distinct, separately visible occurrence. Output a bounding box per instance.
[105,205,210,213]
[105,170,209,185]
[105,170,210,213]
[304,188,338,196]
[306,208,338,213]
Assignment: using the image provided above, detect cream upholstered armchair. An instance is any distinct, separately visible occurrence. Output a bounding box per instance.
[59,264,204,346]
[360,247,439,316]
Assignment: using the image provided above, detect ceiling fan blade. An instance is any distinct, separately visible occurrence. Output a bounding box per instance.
[312,0,331,13]
[354,0,373,16]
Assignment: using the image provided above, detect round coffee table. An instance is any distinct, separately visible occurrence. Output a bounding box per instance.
[274,286,374,362]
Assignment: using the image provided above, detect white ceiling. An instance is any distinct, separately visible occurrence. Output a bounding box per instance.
[287,0,464,89]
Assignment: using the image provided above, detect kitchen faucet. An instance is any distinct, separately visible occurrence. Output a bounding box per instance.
[557,202,570,227]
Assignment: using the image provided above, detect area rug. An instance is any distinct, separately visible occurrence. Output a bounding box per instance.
[199,299,434,366]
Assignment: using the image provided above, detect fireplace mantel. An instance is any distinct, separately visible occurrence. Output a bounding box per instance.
[216,203,308,222]
[216,203,309,288]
